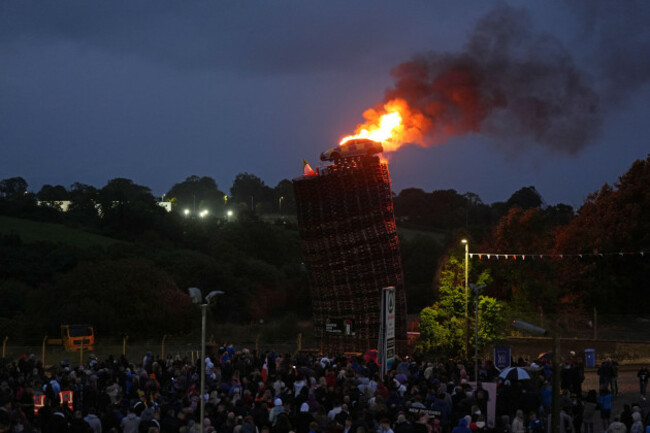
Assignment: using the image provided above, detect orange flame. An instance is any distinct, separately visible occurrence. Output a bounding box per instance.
[340,98,430,152]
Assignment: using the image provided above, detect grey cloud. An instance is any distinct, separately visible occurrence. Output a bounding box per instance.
[0,1,411,74]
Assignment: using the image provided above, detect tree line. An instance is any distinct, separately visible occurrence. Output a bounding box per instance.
[1,156,648,355]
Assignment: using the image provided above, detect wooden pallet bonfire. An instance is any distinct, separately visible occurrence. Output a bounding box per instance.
[293,156,407,354]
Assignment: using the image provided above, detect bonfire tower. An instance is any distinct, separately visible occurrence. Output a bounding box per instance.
[293,156,407,353]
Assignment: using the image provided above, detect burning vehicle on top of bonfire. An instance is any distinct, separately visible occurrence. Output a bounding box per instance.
[319,138,383,162]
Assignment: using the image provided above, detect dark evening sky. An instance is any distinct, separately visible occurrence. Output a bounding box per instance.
[1,1,649,207]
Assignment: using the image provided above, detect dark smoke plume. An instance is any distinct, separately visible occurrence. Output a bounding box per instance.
[569,0,650,106]
[385,5,602,155]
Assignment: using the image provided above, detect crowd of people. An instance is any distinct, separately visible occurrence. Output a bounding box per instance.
[0,345,644,433]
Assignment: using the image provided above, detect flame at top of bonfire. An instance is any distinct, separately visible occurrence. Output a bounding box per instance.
[339,111,401,145]
[339,98,429,153]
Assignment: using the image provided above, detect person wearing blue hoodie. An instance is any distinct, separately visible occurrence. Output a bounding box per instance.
[452,417,472,433]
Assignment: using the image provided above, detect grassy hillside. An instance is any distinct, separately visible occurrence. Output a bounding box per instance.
[397,226,447,244]
[0,215,121,248]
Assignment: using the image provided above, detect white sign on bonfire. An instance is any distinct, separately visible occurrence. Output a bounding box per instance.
[379,286,396,378]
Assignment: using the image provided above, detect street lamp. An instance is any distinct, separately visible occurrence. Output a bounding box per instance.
[188,287,225,433]
[279,196,284,215]
[226,210,233,221]
[461,239,469,356]
[470,283,485,383]
[184,208,191,216]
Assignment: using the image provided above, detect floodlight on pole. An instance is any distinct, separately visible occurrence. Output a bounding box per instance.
[187,287,225,433]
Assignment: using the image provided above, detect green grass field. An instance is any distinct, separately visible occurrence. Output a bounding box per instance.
[0,215,121,248]
[397,226,447,243]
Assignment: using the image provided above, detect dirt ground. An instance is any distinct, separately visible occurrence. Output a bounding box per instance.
[583,365,648,416]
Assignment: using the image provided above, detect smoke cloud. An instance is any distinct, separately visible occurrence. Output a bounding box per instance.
[384,5,602,155]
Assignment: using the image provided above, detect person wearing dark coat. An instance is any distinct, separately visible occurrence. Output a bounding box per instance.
[297,403,315,433]
[48,403,71,433]
[69,410,92,433]
[394,413,413,433]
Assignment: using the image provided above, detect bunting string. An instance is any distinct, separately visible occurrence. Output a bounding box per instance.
[469,251,646,260]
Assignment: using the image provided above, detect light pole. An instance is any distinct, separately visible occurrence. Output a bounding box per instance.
[461,239,469,357]
[188,287,225,433]
[470,283,485,383]
[279,196,284,215]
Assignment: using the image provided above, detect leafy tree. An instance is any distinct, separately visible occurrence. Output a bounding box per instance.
[166,175,226,216]
[417,306,465,355]
[67,182,100,226]
[477,296,505,348]
[230,173,274,213]
[0,177,28,198]
[394,188,489,231]
[36,185,70,214]
[506,186,543,210]
[417,252,501,357]
[0,280,28,319]
[37,185,69,202]
[99,178,154,207]
[394,188,430,225]
[54,258,195,336]
[98,178,164,237]
[428,189,468,228]
[478,207,562,314]
[553,156,650,313]
[274,179,296,215]
[399,234,443,313]
[437,256,468,317]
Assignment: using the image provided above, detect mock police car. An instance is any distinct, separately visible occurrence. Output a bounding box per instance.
[320,138,383,161]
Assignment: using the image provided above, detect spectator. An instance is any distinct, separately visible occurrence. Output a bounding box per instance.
[70,409,92,433]
[379,418,394,433]
[629,412,643,433]
[598,360,615,394]
[394,414,412,433]
[599,388,613,432]
[269,398,285,427]
[607,417,627,433]
[121,406,141,433]
[637,367,649,401]
[582,390,598,433]
[527,412,543,433]
[511,410,525,433]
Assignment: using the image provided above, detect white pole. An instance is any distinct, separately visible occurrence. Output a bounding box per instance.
[200,304,207,432]
[475,293,479,383]
[464,241,469,357]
